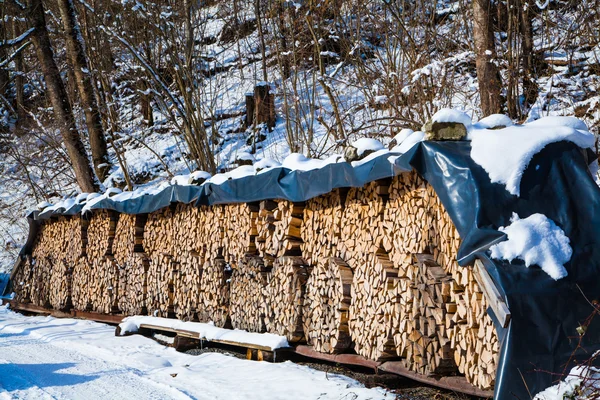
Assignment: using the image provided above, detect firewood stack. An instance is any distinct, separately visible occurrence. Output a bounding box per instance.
[72,256,92,310]
[301,189,344,267]
[15,169,501,391]
[171,204,204,320]
[256,200,304,264]
[144,206,181,317]
[28,216,87,309]
[114,214,148,315]
[302,257,353,353]
[229,256,270,332]
[172,256,202,321]
[49,258,72,310]
[349,251,398,361]
[200,205,226,261]
[198,258,232,327]
[12,256,33,303]
[77,211,119,313]
[337,180,396,361]
[428,183,498,389]
[223,203,259,267]
[118,253,149,315]
[263,256,311,342]
[382,171,498,389]
[383,172,443,368]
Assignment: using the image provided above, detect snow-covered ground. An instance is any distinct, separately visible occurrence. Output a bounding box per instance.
[0,306,392,400]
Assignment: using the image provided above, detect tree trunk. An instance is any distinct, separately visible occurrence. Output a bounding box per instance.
[12,15,26,123]
[28,0,99,193]
[520,0,537,107]
[0,9,10,101]
[183,0,194,70]
[57,0,111,181]
[473,0,502,116]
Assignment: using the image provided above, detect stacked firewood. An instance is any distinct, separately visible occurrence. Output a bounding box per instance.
[198,258,232,327]
[302,257,353,353]
[28,216,87,309]
[229,256,270,332]
[75,211,119,313]
[339,180,396,361]
[223,203,259,267]
[349,251,398,361]
[382,171,498,388]
[263,256,311,342]
[172,256,202,321]
[117,253,148,316]
[113,213,148,315]
[256,200,304,264]
[71,256,92,310]
[16,170,501,391]
[12,256,33,303]
[301,189,344,266]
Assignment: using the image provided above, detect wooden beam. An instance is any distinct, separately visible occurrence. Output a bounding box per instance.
[379,361,494,398]
[294,345,381,370]
[473,259,511,328]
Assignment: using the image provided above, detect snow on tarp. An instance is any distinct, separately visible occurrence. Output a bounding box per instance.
[470,116,595,196]
[119,316,290,350]
[350,138,384,157]
[489,213,573,280]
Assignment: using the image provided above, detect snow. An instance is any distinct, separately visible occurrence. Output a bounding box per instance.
[489,213,572,280]
[470,116,595,196]
[535,365,600,399]
[431,108,473,128]
[230,151,256,163]
[0,306,391,400]
[119,316,290,350]
[351,138,384,156]
[392,128,414,145]
[391,131,425,154]
[253,158,281,172]
[36,201,51,210]
[474,114,514,129]
[281,153,343,171]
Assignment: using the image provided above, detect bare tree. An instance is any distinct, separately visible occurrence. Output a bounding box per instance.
[27,0,99,193]
[473,0,502,116]
[57,0,111,181]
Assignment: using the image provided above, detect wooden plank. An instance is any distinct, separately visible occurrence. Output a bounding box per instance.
[9,301,51,314]
[210,338,288,352]
[137,323,287,351]
[294,345,381,370]
[379,361,494,398]
[139,324,199,339]
[70,310,125,325]
[474,259,511,328]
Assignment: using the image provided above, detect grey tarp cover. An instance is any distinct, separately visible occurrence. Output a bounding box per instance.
[16,141,600,399]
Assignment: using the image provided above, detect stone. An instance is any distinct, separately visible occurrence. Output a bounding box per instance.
[422,120,467,141]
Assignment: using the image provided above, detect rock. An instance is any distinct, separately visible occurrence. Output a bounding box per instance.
[344,146,359,162]
[345,138,384,162]
[422,120,467,141]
